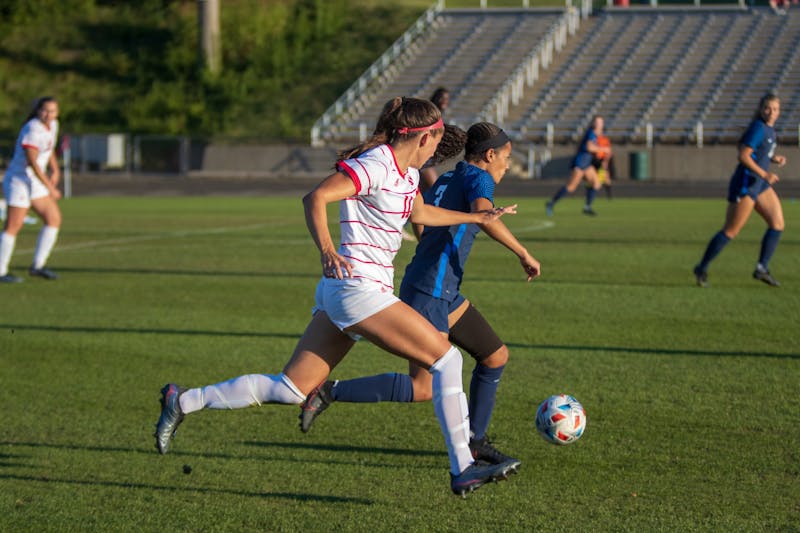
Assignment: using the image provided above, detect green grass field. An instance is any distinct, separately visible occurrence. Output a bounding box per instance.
[1,195,798,531]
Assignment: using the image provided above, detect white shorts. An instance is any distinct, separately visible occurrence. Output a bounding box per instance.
[3,172,50,208]
[313,277,400,334]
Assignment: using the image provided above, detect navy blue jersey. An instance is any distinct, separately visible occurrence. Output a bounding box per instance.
[727,119,777,202]
[572,127,598,169]
[736,118,776,175]
[401,161,495,301]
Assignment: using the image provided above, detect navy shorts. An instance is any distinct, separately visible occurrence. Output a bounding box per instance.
[398,284,465,333]
[727,170,771,203]
[572,153,593,170]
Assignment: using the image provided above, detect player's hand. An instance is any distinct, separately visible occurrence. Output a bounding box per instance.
[321,250,353,279]
[520,253,541,282]
[476,204,517,224]
[49,187,62,201]
[765,172,780,185]
[772,155,787,167]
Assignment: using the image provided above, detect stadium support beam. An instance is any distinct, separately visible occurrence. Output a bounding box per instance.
[198,0,221,74]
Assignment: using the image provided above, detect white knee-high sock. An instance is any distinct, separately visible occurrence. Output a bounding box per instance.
[0,232,16,276]
[430,345,473,475]
[179,373,306,414]
[32,225,59,269]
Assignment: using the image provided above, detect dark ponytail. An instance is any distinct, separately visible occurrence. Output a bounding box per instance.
[338,97,442,161]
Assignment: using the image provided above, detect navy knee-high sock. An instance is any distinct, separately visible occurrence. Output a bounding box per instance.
[550,186,569,205]
[330,373,414,403]
[468,364,505,440]
[758,228,782,270]
[585,187,597,208]
[697,231,731,272]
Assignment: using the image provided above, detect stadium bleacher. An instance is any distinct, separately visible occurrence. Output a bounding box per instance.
[314,6,800,147]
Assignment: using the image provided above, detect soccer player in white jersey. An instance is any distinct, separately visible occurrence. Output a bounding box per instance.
[0,97,63,283]
[154,97,520,496]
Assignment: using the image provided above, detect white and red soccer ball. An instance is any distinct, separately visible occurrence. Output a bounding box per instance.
[535,394,586,445]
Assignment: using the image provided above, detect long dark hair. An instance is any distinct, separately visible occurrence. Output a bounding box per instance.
[428,124,467,165]
[25,96,57,124]
[338,97,442,161]
[429,87,449,112]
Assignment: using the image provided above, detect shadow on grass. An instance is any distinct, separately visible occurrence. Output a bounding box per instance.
[52,266,320,279]
[0,473,372,504]
[0,441,440,471]
[2,323,795,359]
[0,323,298,340]
[507,342,799,360]
[244,440,443,458]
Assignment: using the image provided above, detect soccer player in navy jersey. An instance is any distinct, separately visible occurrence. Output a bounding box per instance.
[693,93,786,287]
[545,115,610,216]
[300,122,541,468]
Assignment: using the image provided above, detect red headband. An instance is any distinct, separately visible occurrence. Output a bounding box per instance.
[396,118,444,136]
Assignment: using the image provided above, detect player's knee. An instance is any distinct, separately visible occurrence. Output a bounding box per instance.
[480,344,509,368]
[411,381,433,402]
[722,228,739,239]
[410,372,433,402]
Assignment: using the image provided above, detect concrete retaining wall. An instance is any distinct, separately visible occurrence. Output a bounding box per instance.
[191,142,800,182]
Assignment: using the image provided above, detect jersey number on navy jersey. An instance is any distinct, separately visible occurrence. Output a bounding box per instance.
[433,184,447,207]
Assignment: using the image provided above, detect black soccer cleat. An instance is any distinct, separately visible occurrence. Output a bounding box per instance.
[154,383,186,454]
[545,201,554,217]
[29,267,58,280]
[0,273,24,283]
[693,266,708,288]
[450,459,518,497]
[469,436,521,472]
[753,268,780,287]
[299,380,334,433]
[582,206,597,216]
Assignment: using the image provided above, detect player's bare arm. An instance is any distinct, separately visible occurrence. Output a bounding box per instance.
[472,197,540,281]
[409,194,515,227]
[303,171,356,279]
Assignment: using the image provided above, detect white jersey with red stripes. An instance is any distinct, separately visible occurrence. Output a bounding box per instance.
[5,118,59,180]
[336,144,419,291]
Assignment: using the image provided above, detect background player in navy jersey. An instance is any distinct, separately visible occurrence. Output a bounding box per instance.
[154,98,519,496]
[545,115,610,216]
[693,93,786,287]
[300,122,541,469]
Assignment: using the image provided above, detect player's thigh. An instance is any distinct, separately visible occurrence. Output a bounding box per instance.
[565,168,585,191]
[449,303,506,366]
[583,165,599,187]
[3,206,28,234]
[723,198,755,237]
[754,188,785,230]
[283,311,356,394]
[349,300,452,369]
[30,196,61,227]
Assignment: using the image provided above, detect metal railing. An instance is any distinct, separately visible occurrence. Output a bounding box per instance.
[310,0,446,146]
[477,6,581,126]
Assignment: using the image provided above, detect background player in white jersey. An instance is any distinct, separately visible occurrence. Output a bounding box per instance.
[0,96,63,283]
[154,97,519,496]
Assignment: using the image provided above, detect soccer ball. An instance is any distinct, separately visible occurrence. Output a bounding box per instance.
[535,394,586,445]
